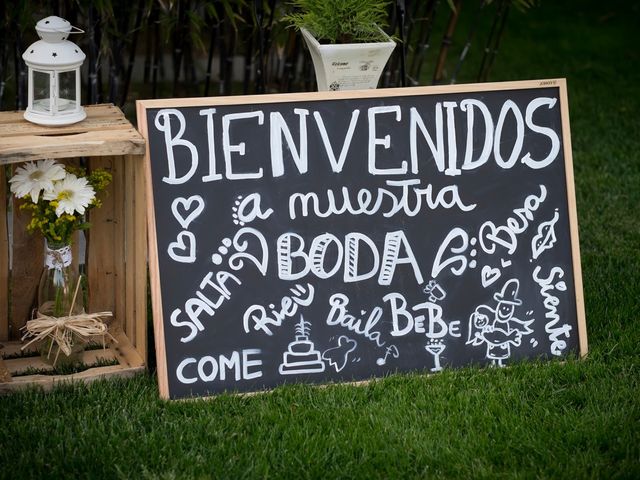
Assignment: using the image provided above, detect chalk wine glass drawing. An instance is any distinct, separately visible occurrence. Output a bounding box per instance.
[9,159,114,366]
[283,0,396,91]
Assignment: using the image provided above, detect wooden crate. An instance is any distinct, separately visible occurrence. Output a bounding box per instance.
[0,104,147,393]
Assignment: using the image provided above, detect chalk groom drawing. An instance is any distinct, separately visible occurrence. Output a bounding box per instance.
[467,279,534,366]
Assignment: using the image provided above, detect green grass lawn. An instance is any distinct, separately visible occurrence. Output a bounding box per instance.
[1,1,638,478]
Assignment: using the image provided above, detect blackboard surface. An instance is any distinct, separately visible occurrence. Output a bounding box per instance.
[137,79,587,400]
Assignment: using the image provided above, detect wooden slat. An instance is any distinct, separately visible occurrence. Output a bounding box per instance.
[132,154,148,361]
[558,80,588,358]
[0,167,8,341]
[124,156,136,348]
[137,98,169,398]
[112,154,127,335]
[110,324,145,368]
[10,195,42,340]
[4,346,119,376]
[0,128,145,164]
[0,104,132,137]
[87,156,117,314]
[124,154,146,354]
[0,340,37,357]
[0,357,11,383]
[0,364,145,394]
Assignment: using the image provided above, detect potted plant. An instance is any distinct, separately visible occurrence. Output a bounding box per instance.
[284,0,396,91]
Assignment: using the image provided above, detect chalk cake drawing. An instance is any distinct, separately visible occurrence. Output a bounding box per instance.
[322,336,358,372]
[279,316,326,375]
[467,279,534,366]
[531,210,560,260]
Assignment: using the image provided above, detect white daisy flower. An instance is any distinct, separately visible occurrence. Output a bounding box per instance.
[43,173,96,217]
[9,159,66,203]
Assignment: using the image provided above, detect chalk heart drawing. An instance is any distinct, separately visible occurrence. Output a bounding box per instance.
[171,195,205,229]
[168,231,196,263]
[481,265,501,287]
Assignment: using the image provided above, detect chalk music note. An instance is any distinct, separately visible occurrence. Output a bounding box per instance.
[376,345,399,366]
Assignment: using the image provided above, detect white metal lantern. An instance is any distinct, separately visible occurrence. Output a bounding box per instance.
[22,16,86,126]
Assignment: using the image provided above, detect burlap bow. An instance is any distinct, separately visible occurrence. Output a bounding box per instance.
[21,277,116,366]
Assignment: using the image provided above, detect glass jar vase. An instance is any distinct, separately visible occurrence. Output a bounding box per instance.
[37,240,86,366]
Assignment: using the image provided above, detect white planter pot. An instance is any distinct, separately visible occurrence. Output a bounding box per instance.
[300,27,396,91]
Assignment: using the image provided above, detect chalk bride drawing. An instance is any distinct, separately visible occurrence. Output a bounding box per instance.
[279,316,326,375]
[466,279,534,366]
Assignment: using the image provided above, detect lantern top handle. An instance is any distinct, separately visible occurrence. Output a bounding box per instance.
[43,25,85,34]
[35,16,84,41]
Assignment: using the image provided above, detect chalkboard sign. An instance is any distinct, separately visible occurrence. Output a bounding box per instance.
[137,79,587,400]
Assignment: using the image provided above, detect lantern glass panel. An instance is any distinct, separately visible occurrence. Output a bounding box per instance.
[32,70,51,113]
[58,70,77,112]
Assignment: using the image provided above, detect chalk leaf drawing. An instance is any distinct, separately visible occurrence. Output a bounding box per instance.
[531,211,560,260]
[171,195,205,230]
[322,336,358,372]
[279,316,326,375]
[168,231,196,263]
[481,265,501,287]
